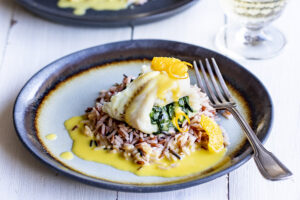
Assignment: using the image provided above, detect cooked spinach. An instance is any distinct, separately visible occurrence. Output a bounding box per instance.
[166,103,175,119]
[183,96,193,112]
[150,96,193,134]
[178,98,185,107]
[150,106,161,124]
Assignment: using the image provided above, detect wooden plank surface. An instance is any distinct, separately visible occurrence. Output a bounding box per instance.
[0,2,131,199]
[133,0,225,50]
[132,0,300,199]
[123,1,229,200]
[0,0,14,68]
[228,1,300,199]
[0,0,299,199]
[118,176,228,200]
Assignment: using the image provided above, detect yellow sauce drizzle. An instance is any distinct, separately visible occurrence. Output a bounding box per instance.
[64,116,226,177]
[156,73,180,101]
[60,151,74,160]
[151,57,192,102]
[58,0,128,15]
[45,133,57,140]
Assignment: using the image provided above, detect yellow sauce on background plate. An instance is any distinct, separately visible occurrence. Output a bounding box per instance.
[58,0,128,15]
[64,116,226,177]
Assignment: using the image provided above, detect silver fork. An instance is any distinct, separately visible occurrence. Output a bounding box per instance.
[193,58,292,181]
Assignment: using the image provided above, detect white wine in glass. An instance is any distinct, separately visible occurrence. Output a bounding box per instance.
[216,0,287,59]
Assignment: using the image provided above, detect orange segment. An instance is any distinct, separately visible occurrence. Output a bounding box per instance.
[200,115,224,153]
[168,62,188,79]
[151,57,168,71]
[151,57,191,79]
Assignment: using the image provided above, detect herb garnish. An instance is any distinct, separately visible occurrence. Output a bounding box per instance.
[150,96,193,134]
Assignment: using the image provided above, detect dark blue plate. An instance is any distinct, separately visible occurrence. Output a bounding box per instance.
[16,0,199,27]
[13,40,273,192]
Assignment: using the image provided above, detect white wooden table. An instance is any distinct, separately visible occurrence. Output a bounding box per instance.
[0,0,299,199]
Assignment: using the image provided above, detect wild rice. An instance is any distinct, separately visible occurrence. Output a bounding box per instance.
[82,76,224,166]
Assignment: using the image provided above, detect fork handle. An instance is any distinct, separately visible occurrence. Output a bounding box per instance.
[227,107,292,180]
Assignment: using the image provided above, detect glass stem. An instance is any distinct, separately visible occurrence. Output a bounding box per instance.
[241,26,266,46]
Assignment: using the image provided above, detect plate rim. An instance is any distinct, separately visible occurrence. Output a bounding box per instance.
[15,0,199,27]
[13,39,273,192]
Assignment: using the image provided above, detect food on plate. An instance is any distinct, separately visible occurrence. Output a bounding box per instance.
[58,0,148,15]
[64,57,228,177]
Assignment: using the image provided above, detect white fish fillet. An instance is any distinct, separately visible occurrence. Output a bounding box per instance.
[102,67,203,134]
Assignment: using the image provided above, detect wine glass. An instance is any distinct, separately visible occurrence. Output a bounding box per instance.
[215,0,288,60]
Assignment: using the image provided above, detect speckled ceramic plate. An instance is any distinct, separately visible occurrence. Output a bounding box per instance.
[15,0,199,27]
[13,40,272,192]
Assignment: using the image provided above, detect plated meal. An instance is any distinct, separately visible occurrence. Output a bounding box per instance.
[62,57,228,177]
[14,40,272,192]
[16,0,197,26]
[58,0,149,15]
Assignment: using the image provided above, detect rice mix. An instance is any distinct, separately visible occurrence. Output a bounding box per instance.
[82,75,225,166]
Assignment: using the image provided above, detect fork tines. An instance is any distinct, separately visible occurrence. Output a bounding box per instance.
[193,58,235,106]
